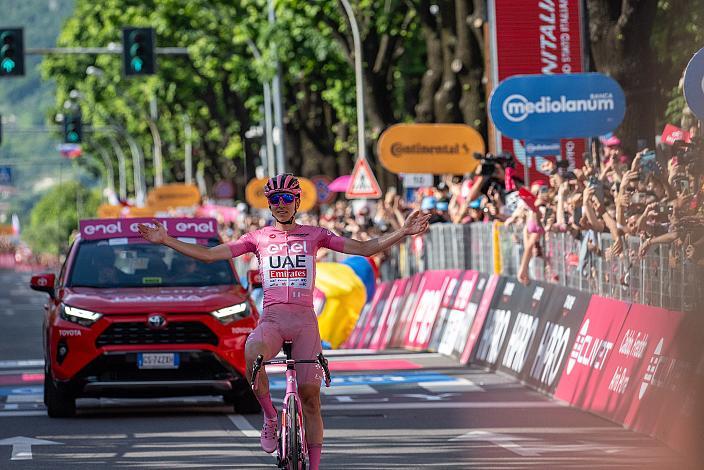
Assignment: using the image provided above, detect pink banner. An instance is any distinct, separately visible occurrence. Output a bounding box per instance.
[460,274,500,364]
[404,271,458,350]
[79,218,218,240]
[553,296,630,408]
[435,271,479,356]
[612,306,684,432]
[388,274,425,348]
[368,278,411,350]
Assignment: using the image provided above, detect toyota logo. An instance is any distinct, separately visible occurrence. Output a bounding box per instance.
[147,314,167,329]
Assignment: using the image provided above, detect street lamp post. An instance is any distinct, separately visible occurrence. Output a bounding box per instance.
[104,134,128,200]
[268,0,286,174]
[339,0,367,160]
[86,65,164,188]
[247,39,276,177]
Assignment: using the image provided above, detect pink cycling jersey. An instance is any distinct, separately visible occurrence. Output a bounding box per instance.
[227,224,346,308]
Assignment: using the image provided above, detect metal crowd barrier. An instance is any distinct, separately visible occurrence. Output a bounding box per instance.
[231,222,699,311]
[389,223,700,312]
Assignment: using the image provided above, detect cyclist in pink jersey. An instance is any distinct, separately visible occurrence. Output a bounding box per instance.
[137,173,430,470]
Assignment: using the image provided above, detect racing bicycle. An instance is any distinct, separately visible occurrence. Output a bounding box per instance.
[251,340,331,470]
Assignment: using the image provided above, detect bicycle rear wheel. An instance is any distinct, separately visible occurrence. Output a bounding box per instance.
[286,398,301,470]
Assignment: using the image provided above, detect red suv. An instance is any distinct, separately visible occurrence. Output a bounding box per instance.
[30,217,260,417]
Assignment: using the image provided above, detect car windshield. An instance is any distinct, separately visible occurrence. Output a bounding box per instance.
[67,238,237,288]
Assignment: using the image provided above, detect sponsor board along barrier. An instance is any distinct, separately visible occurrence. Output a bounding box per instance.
[340,269,703,457]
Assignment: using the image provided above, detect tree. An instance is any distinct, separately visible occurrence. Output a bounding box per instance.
[23,181,101,256]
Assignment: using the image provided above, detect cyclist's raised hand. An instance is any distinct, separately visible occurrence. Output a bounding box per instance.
[403,210,430,236]
[137,220,167,244]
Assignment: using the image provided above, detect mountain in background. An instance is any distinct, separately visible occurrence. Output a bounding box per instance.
[0,0,90,224]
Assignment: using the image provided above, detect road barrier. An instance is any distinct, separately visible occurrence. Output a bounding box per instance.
[386,223,701,312]
[343,269,704,459]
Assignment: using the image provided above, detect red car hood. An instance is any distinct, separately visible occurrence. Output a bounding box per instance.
[60,285,250,314]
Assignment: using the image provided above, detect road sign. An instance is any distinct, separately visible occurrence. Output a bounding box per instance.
[346,158,382,199]
[489,73,626,140]
[684,47,704,120]
[401,173,433,188]
[0,166,12,185]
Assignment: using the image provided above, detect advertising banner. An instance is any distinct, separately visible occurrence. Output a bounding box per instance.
[430,271,479,353]
[553,296,630,408]
[461,274,501,364]
[489,0,586,177]
[404,271,458,351]
[377,124,484,175]
[683,47,704,120]
[593,305,684,431]
[494,281,555,377]
[388,274,425,348]
[524,141,561,157]
[344,282,390,349]
[522,287,590,393]
[368,278,412,350]
[653,312,704,456]
[489,73,626,140]
[79,218,218,240]
[471,277,523,368]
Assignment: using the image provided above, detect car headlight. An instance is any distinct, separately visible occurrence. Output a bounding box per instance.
[60,304,103,327]
[210,302,250,324]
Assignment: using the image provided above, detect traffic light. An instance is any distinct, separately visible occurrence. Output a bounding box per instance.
[63,112,82,144]
[0,28,24,77]
[122,27,156,76]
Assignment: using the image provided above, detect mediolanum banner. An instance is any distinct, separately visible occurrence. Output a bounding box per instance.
[489,73,626,139]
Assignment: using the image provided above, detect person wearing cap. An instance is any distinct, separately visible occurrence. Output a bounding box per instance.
[137,173,430,470]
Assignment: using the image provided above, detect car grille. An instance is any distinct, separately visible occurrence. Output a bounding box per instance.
[96,321,219,347]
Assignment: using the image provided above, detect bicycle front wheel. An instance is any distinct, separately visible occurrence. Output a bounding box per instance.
[286,398,301,470]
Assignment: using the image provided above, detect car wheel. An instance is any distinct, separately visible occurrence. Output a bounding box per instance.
[45,369,76,418]
[230,386,261,414]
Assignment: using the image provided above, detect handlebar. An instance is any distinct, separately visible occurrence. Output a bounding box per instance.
[250,352,332,391]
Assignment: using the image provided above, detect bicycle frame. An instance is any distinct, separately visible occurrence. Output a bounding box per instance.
[251,341,331,470]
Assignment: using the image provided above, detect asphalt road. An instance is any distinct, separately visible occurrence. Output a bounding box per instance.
[0,268,693,469]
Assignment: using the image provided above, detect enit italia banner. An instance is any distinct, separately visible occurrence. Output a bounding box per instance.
[489,0,586,176]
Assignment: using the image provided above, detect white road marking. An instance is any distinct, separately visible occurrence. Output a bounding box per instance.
[7,394,43,403]
[321,384,376,395]
[227,414,260,438]
[3,404,18,410]
[0,411,46,417]
[450,430,539,457]
[418,378,484,393]
[0,436,62,461]
[0,360,43,369]
[324,400,560,411]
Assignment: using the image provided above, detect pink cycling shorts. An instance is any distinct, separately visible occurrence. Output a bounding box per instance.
[245,303,324,386]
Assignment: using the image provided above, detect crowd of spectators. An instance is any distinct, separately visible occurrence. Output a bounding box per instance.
[219,123,704,285]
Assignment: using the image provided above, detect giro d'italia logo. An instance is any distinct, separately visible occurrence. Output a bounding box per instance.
[502,93,616,123]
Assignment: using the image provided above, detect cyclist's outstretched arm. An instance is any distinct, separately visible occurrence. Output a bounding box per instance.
[137,220,242,263]
[340,210,430,257]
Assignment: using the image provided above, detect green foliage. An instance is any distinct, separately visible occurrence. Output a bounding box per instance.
[23,180,101,256]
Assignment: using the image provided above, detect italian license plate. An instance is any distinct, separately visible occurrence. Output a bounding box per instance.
[138,353,179,369]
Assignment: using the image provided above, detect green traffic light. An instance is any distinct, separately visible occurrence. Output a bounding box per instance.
[1,58,15,73]
[131,57,143,72]
[67,131,79,143]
